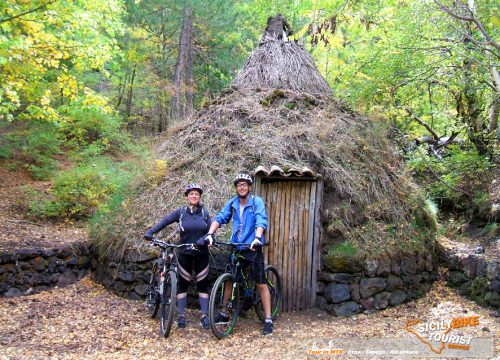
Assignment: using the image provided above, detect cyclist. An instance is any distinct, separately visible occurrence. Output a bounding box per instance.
[204,172,274,335]
[144,183,212,330]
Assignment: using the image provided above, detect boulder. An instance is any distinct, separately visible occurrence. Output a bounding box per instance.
[324,283,351,303]
[374,291,391,309]
[327,301,360,317]
[359,278,386,298]
[389,290,407,305]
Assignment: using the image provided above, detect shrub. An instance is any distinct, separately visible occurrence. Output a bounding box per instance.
[29,157,135,219]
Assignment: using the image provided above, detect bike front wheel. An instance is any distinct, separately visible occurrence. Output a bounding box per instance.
[146,262,161,318]
[159,270,177,338]
[255,265,282,322]
[209,273,239,339]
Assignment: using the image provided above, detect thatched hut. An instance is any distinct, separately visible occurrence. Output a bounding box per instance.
[92,19,436,312]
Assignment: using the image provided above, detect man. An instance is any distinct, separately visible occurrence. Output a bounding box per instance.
[205,172,274,335]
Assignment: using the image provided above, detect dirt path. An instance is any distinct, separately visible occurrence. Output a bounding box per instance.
[0,165,87,252]
[0,275,497,360]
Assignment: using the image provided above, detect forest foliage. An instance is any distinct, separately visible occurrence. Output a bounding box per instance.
[0,0,498,229]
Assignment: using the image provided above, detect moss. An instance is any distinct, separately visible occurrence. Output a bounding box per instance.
[285,102,297,110]
[469,277,489,305]
[260,89,286,107]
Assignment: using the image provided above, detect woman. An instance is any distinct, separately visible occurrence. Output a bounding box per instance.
[144,183,212,329]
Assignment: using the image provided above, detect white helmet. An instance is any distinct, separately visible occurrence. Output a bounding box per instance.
[233,173,253,186]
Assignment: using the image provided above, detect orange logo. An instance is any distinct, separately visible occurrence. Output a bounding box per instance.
[406,316,479,354]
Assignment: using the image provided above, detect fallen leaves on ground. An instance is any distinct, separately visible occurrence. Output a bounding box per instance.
[0,276,497,359]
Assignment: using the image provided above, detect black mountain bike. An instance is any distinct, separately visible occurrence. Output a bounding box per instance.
[208,241,282,339]
[145,238,198,338]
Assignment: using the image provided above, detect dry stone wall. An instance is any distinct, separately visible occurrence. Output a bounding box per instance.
[0,242,91,297]
[316,251,438,316]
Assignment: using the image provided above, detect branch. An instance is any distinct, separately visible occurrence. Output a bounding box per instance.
[0,0,56,23]
[433,0,500,50]
[406,108,440,140]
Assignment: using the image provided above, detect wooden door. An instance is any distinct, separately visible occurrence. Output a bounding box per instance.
[255,179,322,311]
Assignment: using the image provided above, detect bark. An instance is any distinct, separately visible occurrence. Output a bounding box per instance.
[184,12,194,117]
[126,64,136,118]
[171,7,193,120]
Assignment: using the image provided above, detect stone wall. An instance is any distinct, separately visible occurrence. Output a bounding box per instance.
[91,248,157,300]
[0,242,91,297]
[316,251,438,316]
[446,254,499,308]
[91,248,226,301]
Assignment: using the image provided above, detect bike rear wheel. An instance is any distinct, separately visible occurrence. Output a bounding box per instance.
[146,262,161,318]
[255,265,282,322]
[209,273,239,339]
[159,270,177,337]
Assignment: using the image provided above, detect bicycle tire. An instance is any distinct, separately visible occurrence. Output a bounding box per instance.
[255,265,282,322]
[146,262,161,318]
[209,273,239,339]
[159,270,177,338]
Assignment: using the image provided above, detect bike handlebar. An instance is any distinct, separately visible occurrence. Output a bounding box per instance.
[213,240,268,251]
[149,238,199,251]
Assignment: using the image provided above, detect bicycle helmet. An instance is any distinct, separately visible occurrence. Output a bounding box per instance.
[184,183,203,196]
[233,173,253,186]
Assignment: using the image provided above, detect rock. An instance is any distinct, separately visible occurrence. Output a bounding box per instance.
[134,283,149,296]
[77,256,90,268]
[29,256,48,272]
[124,292,142,301]
[425,254,434,272]
[14,249,39,260]
[463,255,477,278]
[486,262,499,281]
[459,281,472,296]
[376,256,391,276]
[1,263,15,273]
[324,283,351,303]
[476,258,487,278]
[448,256,460,271]
[350,284,360,302]
[490,280,500,293]
[3,287,22,297]
[114,281,127,293]
[416,253,426,272]
[359,278,386,298]
[42,249,55,257]
[401,254,417,274]
[365,258,378,277]
[126,250,157,263]
[331,273,358,284]
[390,254,402,275]
[374,292,391,309]
[447,271,468,286]
[485,292,500,308]
[65,257,78,266]
[317,272,335,282]
[117,271,134,282]
[386,275,403,291]
[327,301,360,317]
[317,282,325,294]
[359,297,375,310]
[389,290,407,305]
[315,295,328,309]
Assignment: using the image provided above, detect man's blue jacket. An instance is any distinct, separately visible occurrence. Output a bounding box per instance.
[214,194,267,248]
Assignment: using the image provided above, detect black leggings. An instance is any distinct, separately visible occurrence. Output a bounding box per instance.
[177,252,210,294]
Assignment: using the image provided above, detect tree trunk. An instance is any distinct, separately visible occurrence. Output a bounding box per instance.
[185,16,194,117]
[126,64,136,118]
[171,7,193,120]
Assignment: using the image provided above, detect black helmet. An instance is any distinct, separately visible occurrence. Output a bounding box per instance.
[233,173,253,186]
[184,183,203,196]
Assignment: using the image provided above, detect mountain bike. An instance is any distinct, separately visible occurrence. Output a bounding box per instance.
[145,238,198,338]
[208,241,282,339]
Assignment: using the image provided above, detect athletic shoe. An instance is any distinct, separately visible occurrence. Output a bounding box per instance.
[214,312,230,324]
[200,316,210,329]
[263,321,273,336]
[178,315,187,328]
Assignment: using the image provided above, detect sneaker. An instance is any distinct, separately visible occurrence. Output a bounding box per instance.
[200,316,210,329]
[214,312,230,324]
[263,321,273,336]
[178,315,187,328]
